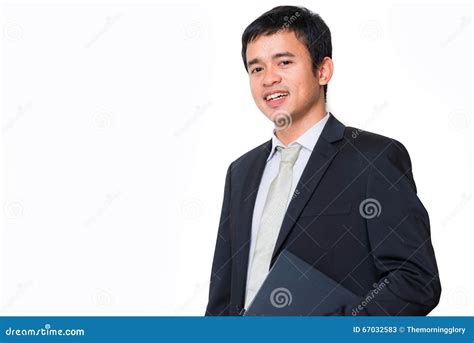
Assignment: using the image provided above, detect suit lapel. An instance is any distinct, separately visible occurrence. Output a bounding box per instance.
[270,114,346,266]
[234,140,272,297]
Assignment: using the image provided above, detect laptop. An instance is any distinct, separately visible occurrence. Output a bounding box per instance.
[243,250,360,316]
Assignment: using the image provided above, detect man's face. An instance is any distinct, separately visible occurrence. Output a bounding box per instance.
[246,31,323,124]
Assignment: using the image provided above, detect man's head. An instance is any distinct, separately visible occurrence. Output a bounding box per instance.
[242,6,333,127]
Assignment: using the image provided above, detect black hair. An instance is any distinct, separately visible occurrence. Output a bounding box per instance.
[241,6,332,100]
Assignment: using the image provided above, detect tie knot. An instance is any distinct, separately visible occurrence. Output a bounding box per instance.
[277,144,302,165]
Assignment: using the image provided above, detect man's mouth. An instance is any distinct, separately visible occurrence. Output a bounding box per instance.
[264,92,289,107]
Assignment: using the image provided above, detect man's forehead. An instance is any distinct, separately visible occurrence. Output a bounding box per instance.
[247,30,298,50]
[246,31,302,62]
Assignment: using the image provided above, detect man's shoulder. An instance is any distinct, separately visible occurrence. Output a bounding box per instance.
[225,123,411,173]
[343,126,409,160]
[228,139,271,171]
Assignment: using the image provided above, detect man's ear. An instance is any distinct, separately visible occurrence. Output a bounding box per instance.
[317,57,334,86]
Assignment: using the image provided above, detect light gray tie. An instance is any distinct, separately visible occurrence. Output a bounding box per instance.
[245,143,302,309]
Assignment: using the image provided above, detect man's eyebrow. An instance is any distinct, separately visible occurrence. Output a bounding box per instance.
[247,51,296,68]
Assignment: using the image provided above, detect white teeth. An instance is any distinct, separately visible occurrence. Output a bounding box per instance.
[266,92,288,101]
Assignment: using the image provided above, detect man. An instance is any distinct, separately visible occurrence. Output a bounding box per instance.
[205,6,441,316]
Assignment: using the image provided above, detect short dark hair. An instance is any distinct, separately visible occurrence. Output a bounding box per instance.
[241,6,332,100]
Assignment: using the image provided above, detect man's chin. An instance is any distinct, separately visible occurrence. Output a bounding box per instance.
[266,107,292,117]
[265,109,293,130]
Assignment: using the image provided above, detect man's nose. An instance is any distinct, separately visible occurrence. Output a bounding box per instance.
[262,67,282,87]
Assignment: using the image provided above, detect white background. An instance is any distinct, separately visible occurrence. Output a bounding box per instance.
[1,0,472,316]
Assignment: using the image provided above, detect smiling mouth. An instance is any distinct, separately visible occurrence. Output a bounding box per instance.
[265,92,289,101]
[264,92,289,108]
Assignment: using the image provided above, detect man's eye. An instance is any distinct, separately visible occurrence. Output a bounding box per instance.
[251,67,263,74]
[280,60,292,66]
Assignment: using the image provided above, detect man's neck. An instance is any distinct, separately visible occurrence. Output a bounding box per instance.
[275,110,327,146]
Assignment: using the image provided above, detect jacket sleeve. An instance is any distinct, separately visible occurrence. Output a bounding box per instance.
[338,141,441,316]
[205,163,233,316]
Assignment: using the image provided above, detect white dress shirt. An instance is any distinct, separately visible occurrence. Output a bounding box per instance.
[245,112,330,290]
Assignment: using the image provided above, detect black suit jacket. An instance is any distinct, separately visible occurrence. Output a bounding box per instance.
[205,113,441,316]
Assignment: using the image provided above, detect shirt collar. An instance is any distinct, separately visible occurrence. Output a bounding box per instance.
[267,112,331,162]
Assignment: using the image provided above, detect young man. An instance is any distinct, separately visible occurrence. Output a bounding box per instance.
[205,6,440,316]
